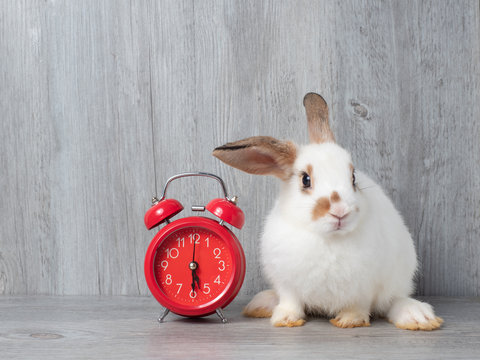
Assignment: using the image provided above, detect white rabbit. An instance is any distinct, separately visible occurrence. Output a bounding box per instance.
[213,93,443,330]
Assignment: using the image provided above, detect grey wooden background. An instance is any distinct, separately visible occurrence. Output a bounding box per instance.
[1,0,479,297]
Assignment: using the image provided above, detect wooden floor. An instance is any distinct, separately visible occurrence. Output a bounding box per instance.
[1,296,479,359]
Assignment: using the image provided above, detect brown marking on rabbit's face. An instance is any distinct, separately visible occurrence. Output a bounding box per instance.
[330,191,341,203]
[306,164,313,179]
[300,164,314,193]
[312,197,330,220]
[349,163,357,191]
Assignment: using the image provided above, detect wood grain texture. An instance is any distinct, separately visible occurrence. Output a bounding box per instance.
[0,0,479,296]
[0,0,156,295]
[1,296,479,360]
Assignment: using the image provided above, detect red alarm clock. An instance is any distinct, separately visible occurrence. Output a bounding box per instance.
[144,172,246,323]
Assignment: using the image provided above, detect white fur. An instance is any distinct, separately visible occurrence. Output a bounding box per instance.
[243,289,278,315]
[248,142,440,327]
[387,297,440,329]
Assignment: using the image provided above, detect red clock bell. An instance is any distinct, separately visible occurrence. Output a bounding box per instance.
[144,172,246,323]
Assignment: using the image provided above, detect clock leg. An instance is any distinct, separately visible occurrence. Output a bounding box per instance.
[216,308,228,323]
[158,308,170,323]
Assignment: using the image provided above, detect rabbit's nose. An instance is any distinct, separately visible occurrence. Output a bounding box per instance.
[329,209,350,220]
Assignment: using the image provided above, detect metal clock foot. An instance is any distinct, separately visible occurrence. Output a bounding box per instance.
[216,308,228,323]
[158,308,170,323]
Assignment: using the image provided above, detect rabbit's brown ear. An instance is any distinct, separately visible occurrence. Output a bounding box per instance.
[212,136,297,181]
[303,92,335,143]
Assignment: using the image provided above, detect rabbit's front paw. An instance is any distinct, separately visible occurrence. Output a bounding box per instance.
[330,309,370,328]
[271,305,306,327]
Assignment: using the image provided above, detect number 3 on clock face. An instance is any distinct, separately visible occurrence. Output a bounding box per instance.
[144,217,245,317]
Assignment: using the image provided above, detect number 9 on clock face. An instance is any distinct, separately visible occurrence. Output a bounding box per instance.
[144,217,246,317]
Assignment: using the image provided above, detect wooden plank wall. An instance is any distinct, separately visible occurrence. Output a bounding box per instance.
[1,0,479,296]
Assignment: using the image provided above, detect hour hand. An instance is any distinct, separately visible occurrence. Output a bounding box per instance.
[194,271,200,289]
[189,261,199,291]
[191,270,200,292]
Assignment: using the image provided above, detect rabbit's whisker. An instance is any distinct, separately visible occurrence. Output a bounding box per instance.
[358,185,377,190]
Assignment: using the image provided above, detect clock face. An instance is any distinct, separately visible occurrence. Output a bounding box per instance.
[145,217,245,317]
[153,226,234,306]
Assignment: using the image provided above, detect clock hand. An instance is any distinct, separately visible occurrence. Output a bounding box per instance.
[194,270,200,289]
[190,268,200,292]
[192,237,196,262]
[191,269,196,293]
[189,233,203,292]
[190,235,199,292]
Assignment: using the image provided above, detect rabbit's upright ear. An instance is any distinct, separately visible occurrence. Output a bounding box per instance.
[213,136,297,180]
[303,93,335,143]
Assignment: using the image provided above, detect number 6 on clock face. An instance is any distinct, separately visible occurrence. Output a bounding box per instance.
[145,217,246,317]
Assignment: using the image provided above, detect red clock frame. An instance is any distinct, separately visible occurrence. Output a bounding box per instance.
[144,216,246,317]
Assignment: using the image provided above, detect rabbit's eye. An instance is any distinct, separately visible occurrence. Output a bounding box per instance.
[352,169,356,188]
[302,172,311,189]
